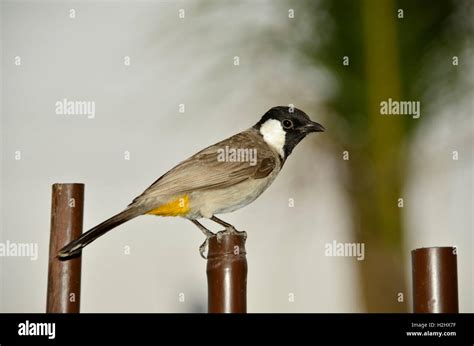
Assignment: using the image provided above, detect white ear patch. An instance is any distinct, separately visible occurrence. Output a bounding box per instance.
[259,119,285,157]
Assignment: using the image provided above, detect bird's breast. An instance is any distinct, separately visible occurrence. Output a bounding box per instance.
[188,167,281,219]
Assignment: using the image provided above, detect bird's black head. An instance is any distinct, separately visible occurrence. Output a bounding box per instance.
[254,106,324,158]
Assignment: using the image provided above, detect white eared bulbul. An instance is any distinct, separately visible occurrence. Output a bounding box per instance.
[59,106,324,258]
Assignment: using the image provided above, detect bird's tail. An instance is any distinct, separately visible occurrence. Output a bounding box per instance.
[58,207,140,258]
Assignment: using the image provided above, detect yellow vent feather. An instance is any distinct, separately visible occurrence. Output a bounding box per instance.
[146,195,189,216]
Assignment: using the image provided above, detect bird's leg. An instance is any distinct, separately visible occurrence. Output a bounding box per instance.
[191,219,214,259]
[210,215,236,230]
[210,216,247,239]
[191,219,214,237]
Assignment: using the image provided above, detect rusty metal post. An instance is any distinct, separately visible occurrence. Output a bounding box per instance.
[47,183,84,313]
[207,231,247,313]
[411,246,458,313]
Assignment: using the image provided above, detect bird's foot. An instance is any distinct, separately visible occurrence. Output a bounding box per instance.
[210,216,246,239]
[199,230,214,259]
[199,228,247,258]
[216,226,247,242]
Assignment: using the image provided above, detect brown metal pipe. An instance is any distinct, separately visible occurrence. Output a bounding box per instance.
[411,246,458,313]
[46,183,84,313]
[207,231,247,313]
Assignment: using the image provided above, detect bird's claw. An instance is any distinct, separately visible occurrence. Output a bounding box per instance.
[223,226,247,239]
[199,231,214,259]
[199,227,246,259]
[199,239,208,259]
[215,226,247,243]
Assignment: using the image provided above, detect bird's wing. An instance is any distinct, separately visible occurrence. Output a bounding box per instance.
[131,128,278,205]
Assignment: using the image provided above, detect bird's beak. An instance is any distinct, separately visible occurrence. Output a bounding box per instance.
[303,120,325,133]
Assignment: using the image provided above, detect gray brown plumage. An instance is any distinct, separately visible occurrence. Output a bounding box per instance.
[59,106,324,258]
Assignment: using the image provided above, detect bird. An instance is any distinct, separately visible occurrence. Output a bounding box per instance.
[58,106,324,258]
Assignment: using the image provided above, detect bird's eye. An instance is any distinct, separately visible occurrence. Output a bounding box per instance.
[282,119,293,129]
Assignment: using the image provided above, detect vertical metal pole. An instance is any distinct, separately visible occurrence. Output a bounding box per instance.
[47,183,84,313]
[207,232,247,313]
[411,246,458,313]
